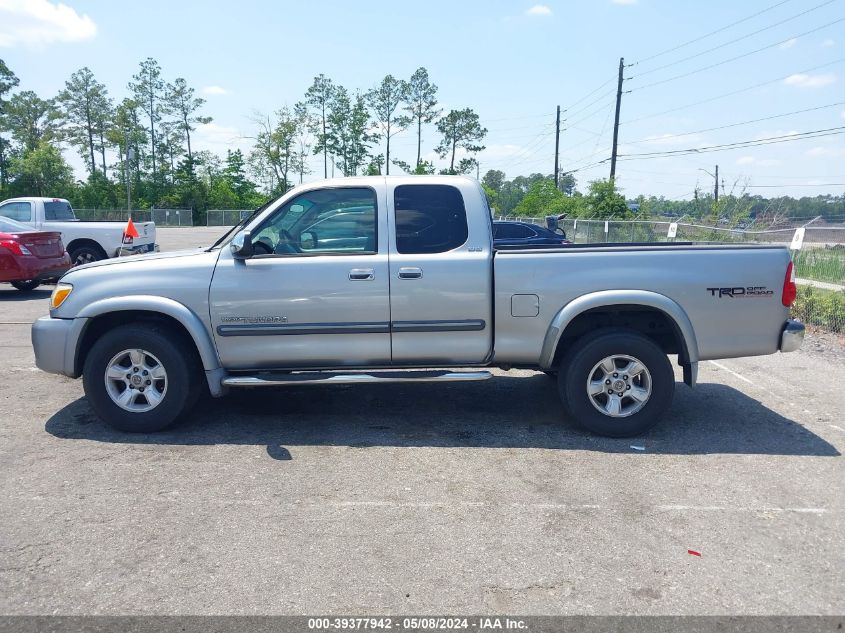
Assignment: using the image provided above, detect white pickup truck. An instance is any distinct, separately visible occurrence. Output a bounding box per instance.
[0,197,158,266]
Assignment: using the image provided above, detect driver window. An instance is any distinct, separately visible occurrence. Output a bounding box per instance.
[251,187,377,256]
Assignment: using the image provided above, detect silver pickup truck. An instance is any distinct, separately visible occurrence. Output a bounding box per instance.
[31,175,804,437]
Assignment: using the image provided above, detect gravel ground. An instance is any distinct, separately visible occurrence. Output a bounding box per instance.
[0,228,842,615]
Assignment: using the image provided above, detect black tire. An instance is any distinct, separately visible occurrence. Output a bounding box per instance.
[11,280,39,291]
[558,329,674,437]
[542,370,558,379]
[82,323,202,433]
[69,245,105,267]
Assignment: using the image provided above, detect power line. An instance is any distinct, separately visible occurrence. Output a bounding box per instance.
[632,0,836,78]
[618,126,845,160]
[626,100,845,145]
[630,17,845,92]
[632,0,795,65]
[622,57,845,124]
[561,76,617,111]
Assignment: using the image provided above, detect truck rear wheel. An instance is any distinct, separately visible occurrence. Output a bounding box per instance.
[69,244,105,267]
[82,324,202,433]
[558,329,674,437]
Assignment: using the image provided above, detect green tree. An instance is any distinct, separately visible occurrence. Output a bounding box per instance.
[57,67,111,177]
[305,74,335,178]
[129,58,165,197]
[5,90,60,152]
[0,58,20,195]
[585,179,629,219]
[250,106,298,194]
[514,178,583,218]
[293,101,312,184]
[12,140,73,196]
[482,169,505,193]
[366,74,409,175]
[403,67,441,168]
[435,108,486,174]
[166,77,211,168]
[326,87,373,176]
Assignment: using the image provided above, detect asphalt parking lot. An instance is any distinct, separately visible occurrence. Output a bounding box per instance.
[1,227,843,615]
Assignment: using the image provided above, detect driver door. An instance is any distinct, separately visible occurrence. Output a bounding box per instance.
[209,185,391,369]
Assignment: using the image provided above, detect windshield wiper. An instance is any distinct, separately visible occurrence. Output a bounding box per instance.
[209,200,273,249]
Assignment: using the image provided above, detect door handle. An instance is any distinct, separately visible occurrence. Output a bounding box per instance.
[398,267,423,279]
[349,268,374,281]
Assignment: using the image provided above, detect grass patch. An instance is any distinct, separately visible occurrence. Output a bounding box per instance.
[792,247,845,285]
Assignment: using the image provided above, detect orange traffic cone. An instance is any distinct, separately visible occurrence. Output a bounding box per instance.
[124,217,140,240]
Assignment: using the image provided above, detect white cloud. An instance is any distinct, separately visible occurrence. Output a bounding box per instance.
[0,0,96,48]
[783,72,837,88]
[525,4,552,16]
[805,146,845,158]
[612,0,638,4]
[778,38,798,50]
[821,39,835,47]
[194,122,249,154]
[202,85,228,96]
[736,156,755,165]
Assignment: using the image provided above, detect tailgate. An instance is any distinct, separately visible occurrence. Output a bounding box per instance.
[17,232,65,258]
[130,222,156,245]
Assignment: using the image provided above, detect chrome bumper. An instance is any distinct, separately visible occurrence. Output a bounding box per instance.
[116,243,160,257]
[780,319,805,353]
[31,316,88,377]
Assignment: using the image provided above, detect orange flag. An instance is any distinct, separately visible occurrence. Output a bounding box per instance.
[124,217,140,240]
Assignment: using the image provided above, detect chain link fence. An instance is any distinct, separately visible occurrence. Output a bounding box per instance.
[74,208,193,226]
[499,217,845,334]
[206,209,254,227]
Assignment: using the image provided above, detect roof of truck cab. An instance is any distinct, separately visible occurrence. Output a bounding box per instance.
[1,197,71,203]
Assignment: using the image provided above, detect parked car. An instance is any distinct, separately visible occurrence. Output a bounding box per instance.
[32,176,803,438]
[493,220,570,247]
[0,216,71,291]
[0,197,158,266]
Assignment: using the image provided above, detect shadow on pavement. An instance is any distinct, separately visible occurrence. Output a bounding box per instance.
[0,288,52,302]
[45,374,840,460]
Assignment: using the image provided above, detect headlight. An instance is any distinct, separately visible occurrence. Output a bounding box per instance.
[50,283,73,309]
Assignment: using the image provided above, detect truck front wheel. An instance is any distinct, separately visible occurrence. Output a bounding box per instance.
[82,324,202,433]
[558,329,674,437]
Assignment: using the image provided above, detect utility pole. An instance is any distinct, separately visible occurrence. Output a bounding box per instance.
[609,57,625,182]
[714,164,719,204]
[554,105,561,188]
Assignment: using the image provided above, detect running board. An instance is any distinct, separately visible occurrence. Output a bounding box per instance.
[222,370,492,387]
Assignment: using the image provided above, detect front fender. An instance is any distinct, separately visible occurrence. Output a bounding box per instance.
[539,289,700,370]
[75,295,221,372]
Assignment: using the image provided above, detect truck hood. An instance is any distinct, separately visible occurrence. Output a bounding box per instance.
[54,248,221,319]
[68,248,208,272]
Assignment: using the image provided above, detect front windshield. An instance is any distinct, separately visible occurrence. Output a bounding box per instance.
[0,216,35,233]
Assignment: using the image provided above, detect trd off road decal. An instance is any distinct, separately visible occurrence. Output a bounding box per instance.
[706,286,774,298]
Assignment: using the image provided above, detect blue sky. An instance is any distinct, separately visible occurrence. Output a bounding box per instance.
[1,0,844,198]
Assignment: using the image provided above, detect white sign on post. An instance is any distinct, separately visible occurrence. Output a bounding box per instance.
[573,219,577,230]
[604,221,609,233]
[790,227,805,251]
[667,222,678,239]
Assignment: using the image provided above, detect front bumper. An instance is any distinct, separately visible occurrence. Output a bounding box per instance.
[780,319,805,353]
[116,243,160,257]
[31,316,88,377]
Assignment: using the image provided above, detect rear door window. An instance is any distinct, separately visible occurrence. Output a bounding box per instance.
[394,185,468,254]
[43,201,75,221]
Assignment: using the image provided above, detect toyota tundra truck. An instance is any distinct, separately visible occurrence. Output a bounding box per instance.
[31,176,804,437]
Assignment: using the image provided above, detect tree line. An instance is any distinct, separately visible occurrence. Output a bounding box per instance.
[483,170,845,225]
[1,56,841,224]
[0,58,488,219]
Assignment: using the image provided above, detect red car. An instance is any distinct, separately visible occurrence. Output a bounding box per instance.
[0,216,71,292]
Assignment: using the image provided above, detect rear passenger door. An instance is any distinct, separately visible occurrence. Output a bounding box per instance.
[387,182,493,365]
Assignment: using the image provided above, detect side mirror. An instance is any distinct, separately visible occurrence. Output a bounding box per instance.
[300,230,317,250]
[230,230,254,259]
